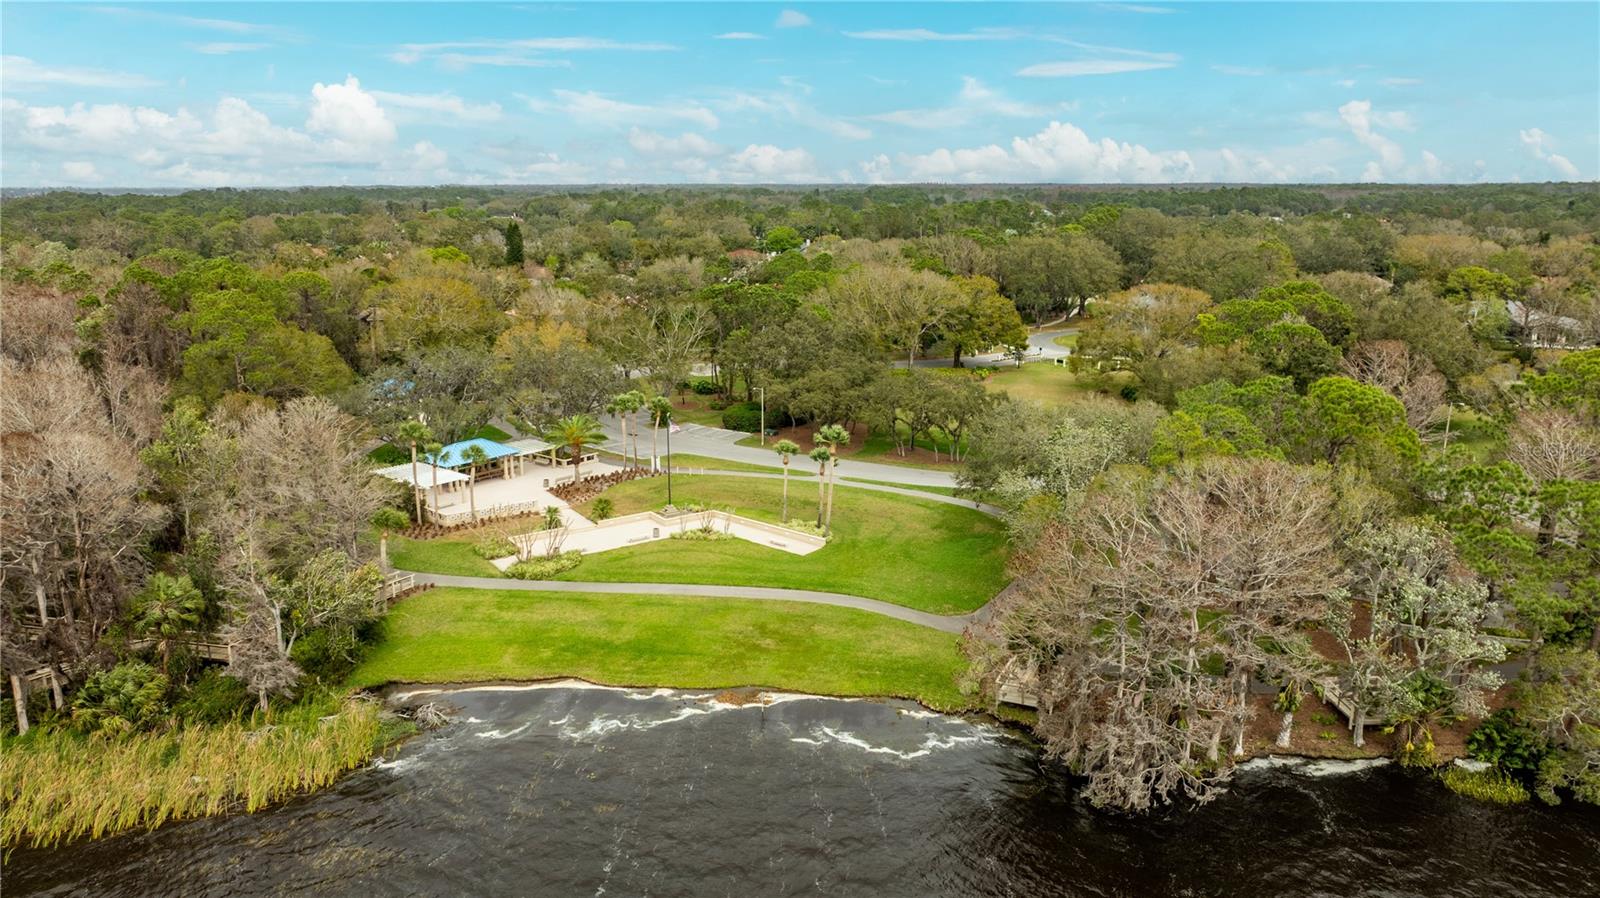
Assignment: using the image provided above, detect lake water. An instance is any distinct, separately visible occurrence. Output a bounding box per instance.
[8,683,1599,897]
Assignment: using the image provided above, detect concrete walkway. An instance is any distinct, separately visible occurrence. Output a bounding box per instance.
[403,572,976,633]
[600,418,959,488]
[677,468,1004,518]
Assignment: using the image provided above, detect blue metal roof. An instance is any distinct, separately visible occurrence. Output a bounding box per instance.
[431,438,519,468]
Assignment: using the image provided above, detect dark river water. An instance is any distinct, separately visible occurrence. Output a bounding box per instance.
[7,684,1599,897]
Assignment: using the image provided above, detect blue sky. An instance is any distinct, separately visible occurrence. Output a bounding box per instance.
[2,2,1595,187]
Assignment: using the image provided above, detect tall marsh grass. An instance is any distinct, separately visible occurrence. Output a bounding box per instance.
[1,697,382,848]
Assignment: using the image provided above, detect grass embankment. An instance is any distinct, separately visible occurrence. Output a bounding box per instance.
[567,475,1007,613]
[0,697,388,848]
[389,532,503,577]
[349,587,971,708]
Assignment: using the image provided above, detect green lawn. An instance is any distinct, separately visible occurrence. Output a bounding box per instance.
[388,533,503,577]
[1052,333,1080,349]
[982,362,1130,406]
[566,475,1007,614]
[348,587,972,709]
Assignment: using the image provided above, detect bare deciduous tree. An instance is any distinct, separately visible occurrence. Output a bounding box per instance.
[1343,339,1447,432]
[970,458,1347,811]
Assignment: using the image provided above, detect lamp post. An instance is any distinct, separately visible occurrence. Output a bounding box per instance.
[756,386,766,446]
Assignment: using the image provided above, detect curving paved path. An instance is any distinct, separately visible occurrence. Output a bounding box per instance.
[403,572,975,633]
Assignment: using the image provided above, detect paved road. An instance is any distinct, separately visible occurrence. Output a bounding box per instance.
[404,571,975,633]
[900,326,1079,370]
[600,418,960,488]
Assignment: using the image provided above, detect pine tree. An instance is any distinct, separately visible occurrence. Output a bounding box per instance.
[504,220,525,267]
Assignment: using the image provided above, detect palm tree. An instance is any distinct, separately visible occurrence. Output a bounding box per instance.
[772,439,801,521]
[809,446,831,526]
[814,424,851,535]
[462,443,491,523]
[609,390,646,468]
[395,418,433,523]
[544,414,607,484]
[424,440,444,522]
[624,389,648,467]
[132,573,204,675]
[647,395,673,472]
[372,507,410,569]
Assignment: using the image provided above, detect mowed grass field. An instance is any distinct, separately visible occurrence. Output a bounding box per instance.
[348,587,971,709]
[563,475,1007,614]
[981,363,1133,406]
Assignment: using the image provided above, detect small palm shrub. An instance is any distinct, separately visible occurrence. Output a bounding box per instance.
[72,662,170,736]
[471,535,518,559]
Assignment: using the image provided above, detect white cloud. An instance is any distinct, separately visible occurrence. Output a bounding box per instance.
[1018,60,1174,77]
[390,36,674,68]
[528,89,719,130]
[60,161,99,182]
[715,32,765,40]
[92,6,292,37]
[775,10,811,28]
[725,143,817,181]
[627,128,723,158]
[370,90,502,122]
[1212,64,1267,77]
[1,55,162,89]
[860,154,894,183]
[407,140,448,170]
[717,86,869,140]
[1520,128,1581,178]
[188,42,269,55]
[156,160,262,187]
[868,76,1073,129]
[1338,99,1405,175]
[1420,150,1444,180]
[307,76,397,149]
[500,153,592,183]
[1333,78,1357,88]
[898,120,1196,182]
[845,27,1024,42]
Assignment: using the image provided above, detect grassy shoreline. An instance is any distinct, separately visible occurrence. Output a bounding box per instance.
[1,696,402,849]
[350,587,973,709]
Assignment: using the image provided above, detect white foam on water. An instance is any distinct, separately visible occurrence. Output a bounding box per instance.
[371,755,424,774]
[789,726,996,761]
[474,721,533,740]
[1238,756,1392,777]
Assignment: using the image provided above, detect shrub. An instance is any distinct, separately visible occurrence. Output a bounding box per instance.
[72,662,170,735]
[505,551,583,579]
[1119,383,1141,402]
[174,668,252,725]
[671,527,730,541]
[591,497,614,521]
[721,401,765,433]
[471,535,518,559]
[1467,709,1549,775]
[291,626,367,684]
[690,378,718,395]
[1440,766,1531,805]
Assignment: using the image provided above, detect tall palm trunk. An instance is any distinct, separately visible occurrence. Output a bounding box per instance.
[651,419,660,472]
[408,442,422,522]
[780,458,790,521]
[429,462,439,523]
[815,459,827,525]
[468,464,479,522]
